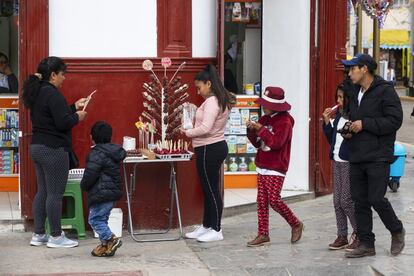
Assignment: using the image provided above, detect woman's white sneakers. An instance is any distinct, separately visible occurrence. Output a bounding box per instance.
[185,225,210,239]
[185,225,224,242]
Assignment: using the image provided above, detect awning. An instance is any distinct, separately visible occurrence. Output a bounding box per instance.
[368,29,410,49]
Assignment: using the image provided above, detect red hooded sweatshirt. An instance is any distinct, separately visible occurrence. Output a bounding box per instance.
[247,112,294,174]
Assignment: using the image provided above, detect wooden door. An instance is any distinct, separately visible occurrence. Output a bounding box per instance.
[19,0,49,219]
[309,0,347,195]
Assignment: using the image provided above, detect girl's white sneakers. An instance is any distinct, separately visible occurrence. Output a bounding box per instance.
[196,229,223,242]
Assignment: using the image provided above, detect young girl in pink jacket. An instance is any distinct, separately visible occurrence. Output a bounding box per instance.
[183,65,235,242]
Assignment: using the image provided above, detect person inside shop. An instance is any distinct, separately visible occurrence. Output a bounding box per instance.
[182,64,235,242]
[245,87,304,247]
[23,56,88,248]
[81,121,126,257]
[0,52,18,94]
[341,53,405,258]
[223,34,239,94]
[322,81,359,251]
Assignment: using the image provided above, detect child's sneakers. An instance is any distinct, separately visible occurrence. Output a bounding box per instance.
[30,233,49,246]
[91,234,122,257]
[91,244,108,257]
[106,234,122,256]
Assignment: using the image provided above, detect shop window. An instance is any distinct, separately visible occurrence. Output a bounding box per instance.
[223,0,262,95]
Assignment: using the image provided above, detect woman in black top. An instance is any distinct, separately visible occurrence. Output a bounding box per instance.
[23,56,87,248]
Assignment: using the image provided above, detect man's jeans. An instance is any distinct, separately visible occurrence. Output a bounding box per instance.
[88,202,114,243]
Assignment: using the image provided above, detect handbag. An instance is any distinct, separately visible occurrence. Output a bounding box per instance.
[68,150,79,169]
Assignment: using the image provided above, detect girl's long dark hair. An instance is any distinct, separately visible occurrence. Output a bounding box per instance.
[22,56,67,109]
[195,64,236,112]
[336,80,353,119]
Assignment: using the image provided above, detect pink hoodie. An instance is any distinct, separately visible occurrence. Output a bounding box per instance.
[185,96,229,148]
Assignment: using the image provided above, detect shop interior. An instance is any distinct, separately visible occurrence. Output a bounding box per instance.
[222,0,262,204]
[223,0,262,96]
[0,0,20,221]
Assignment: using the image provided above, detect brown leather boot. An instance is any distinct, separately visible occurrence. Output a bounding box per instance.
[345,244,375,258]
[328,235,348,250]
[247,235,270,247]
[391,228,405,256]
[291,221,304,243]
[345,232,360,252]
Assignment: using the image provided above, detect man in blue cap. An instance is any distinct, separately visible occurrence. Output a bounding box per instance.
[341,53,405,258]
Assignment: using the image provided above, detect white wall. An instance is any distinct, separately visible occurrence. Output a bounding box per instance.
[49,0,157,57]
[262,0,310,191]
[192,0,217,57]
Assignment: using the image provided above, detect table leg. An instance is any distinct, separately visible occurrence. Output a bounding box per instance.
[126,161,183,242]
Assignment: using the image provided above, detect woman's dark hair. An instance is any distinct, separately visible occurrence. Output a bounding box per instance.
[195,64,236,112]
[91,121,112,144]
[22,56,67,109]
[336,80,353,119]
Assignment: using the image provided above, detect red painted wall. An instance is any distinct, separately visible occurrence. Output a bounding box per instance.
[19,0,214,228]
[63,58,213,228]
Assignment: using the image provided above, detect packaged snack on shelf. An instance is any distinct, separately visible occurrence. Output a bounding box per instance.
[236,143,247,154]
[224,121,231,135]
[181,102,197,129]
[240,109,250,124]
[249,111,259,122]
[229,125,242,135]
[229,108,241,126]
[227,135,237,154]
[236,136,247,153]
[246,142,257,153]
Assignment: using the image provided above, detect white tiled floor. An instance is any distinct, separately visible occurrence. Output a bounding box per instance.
[224,188,311,208]
[0,192,20,220]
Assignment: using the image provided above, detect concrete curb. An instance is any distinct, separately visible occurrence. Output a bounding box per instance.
[223,192,315,218]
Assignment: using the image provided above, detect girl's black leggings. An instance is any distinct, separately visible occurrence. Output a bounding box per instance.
[194,140,228,231]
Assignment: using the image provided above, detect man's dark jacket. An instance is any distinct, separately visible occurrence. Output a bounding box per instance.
[81,143,126,207]
[347,76,402,163]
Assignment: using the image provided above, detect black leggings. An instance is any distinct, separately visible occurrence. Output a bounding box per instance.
[195,141,228,231]
[30,144,69,237]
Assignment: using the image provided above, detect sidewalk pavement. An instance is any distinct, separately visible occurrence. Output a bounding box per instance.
[1,144,413,275]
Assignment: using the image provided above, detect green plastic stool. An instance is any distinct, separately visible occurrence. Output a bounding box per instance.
[46,180,86,239]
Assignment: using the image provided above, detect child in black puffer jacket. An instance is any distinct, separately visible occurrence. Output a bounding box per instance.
[81,121,126,257]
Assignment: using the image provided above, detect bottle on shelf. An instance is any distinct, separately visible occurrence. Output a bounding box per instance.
[238,157,248,172]
[248,157,256,171]
[229,157,238,172]
[223,161,228,172]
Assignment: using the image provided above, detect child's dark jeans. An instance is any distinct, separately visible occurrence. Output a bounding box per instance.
[88,202,114,243]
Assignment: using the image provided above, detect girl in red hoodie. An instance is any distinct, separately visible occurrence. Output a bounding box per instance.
[246,87,304,247]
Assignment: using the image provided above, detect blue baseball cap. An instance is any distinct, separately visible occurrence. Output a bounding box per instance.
[341,53,377,71]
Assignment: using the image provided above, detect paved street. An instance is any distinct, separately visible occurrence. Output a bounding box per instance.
[1,98,413,276]
[396,98,414,145]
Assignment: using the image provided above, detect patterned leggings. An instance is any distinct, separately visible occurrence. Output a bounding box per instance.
[333,161,357,236]
[257,174,300,236]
